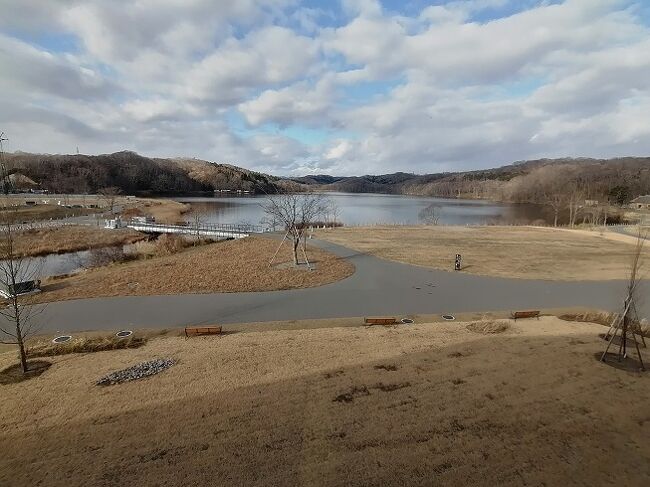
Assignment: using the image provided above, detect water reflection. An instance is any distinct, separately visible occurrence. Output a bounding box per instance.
[173,192,547,227]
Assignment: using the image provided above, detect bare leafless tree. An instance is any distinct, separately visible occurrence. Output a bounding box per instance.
[262,192,329,265]
[567,185,584,227]
[189,206,209,245]
[543,191,564,227]
[0,208,43,373]
[260,214,281,232]
[602,197,610,227]
[98,186,123,215]
[326,200,341,226]
[419,203,441,225]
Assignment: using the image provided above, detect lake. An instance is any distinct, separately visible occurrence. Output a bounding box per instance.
[173,192,547,227]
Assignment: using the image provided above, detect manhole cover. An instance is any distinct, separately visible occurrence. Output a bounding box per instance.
[401,318,414,324]
[442,315,455,321]
[116,330,133,338]
[52,335,72,344]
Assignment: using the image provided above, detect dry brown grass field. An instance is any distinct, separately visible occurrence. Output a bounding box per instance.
[0,203,99,222]
[37,236,354,302]
[317,225,649,280]
[15,225,146,257]
[134,198,189,223]
[0,316,648,486]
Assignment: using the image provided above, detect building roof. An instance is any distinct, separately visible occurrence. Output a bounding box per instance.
[631,195,650,204]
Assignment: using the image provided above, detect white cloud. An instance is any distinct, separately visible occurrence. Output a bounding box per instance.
[184,26,320,105]
[0,34,118,101]
[0,0,649,176]
[238,79,334,126]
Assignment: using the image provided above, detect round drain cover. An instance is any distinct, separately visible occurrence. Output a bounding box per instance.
[401,318,414,324]
[52,335,72,344]
[115,330,133,338]
[441,315,455,321]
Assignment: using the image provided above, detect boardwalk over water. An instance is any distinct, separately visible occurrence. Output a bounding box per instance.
[125,221,267,239]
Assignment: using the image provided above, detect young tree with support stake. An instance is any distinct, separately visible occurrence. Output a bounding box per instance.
[0,208,43,374]
[601,228,647,370]
[262,191,329,266]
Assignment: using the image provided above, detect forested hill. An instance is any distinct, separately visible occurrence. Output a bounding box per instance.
[3,151,283,194]
[4,151,650,205]
[291,157,650,205]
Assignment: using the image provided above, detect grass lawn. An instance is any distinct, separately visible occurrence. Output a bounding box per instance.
[37,236,355,302]
[317,225,649,280]
[0,316,647,486]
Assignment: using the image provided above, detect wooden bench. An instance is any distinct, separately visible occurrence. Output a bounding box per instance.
[364,317,398,326]
[185,325,222,337]
[511,310,540,321]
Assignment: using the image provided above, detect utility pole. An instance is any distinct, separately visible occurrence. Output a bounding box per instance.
[0,132,12,195]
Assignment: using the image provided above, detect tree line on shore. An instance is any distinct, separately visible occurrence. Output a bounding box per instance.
[4,150,649,225]
[399,158,650,226]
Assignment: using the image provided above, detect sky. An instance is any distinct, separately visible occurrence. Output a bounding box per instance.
[1,0,649,176]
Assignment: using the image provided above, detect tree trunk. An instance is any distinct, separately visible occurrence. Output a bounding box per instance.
[292,238,299,265]
[15,315,27,373]
[553,208,558,227]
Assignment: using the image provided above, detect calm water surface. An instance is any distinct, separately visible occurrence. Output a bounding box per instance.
[173,192,546,226]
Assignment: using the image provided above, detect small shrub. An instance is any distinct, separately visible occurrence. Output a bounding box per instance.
[466,320,510,334]
[28,335,147,358]
[87,246,129,268]
[154,234,188,255]
[558,311,616,326]
[130,240,157,258]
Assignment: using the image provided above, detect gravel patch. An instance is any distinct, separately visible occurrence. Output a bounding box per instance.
[97,358,175,386]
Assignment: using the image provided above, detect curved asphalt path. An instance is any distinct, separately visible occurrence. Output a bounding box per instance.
[17,239,648,333]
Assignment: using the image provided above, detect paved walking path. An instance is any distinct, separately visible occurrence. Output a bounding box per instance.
[16,239,647,333]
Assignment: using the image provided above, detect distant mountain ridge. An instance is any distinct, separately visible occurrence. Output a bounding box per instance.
[289,157,650,204]
[3,151,650,205]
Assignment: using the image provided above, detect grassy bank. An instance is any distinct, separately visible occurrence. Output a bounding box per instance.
[0,316,647,486]
[36,236,354,302]
[15,225,147,258]
[130,198,189,223]
[317,225,649,280]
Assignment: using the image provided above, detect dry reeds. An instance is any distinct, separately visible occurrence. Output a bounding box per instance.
[27,335,147,358]
[559,311,649,338]
[558,311,616,326]
[16,226,146,258]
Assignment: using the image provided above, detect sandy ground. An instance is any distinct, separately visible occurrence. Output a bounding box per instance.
[0,316,647,486]
[15,225,146,257]
[317,225,649,280]
[37,236,355,302]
